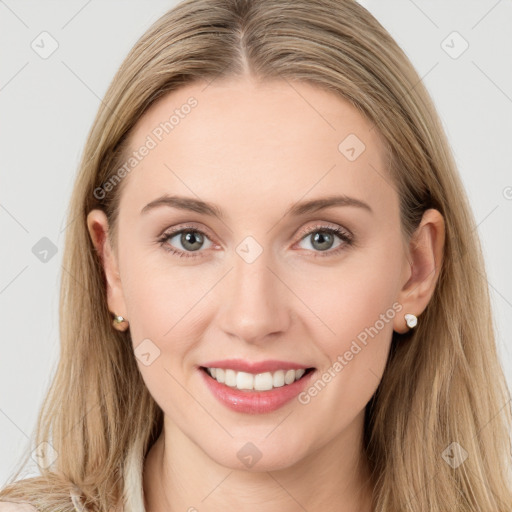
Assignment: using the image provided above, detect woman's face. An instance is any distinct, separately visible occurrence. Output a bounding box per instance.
[91,76,418,471]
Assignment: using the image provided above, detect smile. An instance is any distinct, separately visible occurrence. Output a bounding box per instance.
[199,365,316,414]
[203,367,313,391]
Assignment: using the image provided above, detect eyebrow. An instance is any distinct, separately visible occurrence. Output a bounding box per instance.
[140,193,373,219]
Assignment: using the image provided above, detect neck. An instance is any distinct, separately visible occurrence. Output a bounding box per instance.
[143,412,373,512]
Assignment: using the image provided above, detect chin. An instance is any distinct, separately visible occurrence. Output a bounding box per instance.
[203,438,310,473]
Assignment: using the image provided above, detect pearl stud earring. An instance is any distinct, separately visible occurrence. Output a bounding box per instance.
[112,314,129,331]
[404,313,418,329]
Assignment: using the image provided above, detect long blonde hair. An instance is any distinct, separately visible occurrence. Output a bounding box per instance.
[2,0,511,510]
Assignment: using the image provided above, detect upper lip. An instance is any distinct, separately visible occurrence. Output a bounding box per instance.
[200,358,314,374]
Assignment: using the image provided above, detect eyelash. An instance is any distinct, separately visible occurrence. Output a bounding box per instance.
[157,223,354,259]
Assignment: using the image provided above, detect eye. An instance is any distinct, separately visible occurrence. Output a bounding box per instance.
[158,225,214,258]
[295,224,353,257]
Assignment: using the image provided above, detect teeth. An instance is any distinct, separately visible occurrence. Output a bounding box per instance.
[205,367,309,391]
[255,372,273,391]
[284,369,295,385]
[273,370,285,388]
[236,371,254,390]
[225,369,236,387]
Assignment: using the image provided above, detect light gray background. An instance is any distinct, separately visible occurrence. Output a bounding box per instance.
[1,0,511,484]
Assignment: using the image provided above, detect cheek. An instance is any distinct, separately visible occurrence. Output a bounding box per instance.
[295,241,402,352]
[120,251,215,357]
[332,262,399,347]
[300,238,404,386]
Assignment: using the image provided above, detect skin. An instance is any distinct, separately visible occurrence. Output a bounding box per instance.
[87,75,445,512]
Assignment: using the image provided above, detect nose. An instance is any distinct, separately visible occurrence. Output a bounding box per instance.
[216,246,292,345]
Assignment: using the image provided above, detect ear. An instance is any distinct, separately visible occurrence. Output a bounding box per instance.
[393,208,445,334]
[86,209,127,319]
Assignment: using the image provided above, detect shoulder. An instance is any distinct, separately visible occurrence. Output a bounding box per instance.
[0,503,38,512]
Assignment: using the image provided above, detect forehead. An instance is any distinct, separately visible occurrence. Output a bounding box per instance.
[119,77,393,220]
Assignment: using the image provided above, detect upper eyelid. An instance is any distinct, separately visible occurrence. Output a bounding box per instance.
[295,222,352,239]
[159,223,216,243]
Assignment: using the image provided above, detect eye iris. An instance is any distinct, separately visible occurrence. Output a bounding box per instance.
[181,230,203,251]
[311,231,334,251]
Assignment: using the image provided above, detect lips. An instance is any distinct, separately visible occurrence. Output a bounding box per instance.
[198,359,316,414]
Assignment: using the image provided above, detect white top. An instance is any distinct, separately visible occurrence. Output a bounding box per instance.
[0,449,145,512]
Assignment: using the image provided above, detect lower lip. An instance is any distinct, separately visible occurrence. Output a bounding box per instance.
[199,367,316,414]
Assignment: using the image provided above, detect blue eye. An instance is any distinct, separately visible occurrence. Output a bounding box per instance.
[296,225,353,257]
[157,223,353,259]
[158,226,214,258]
